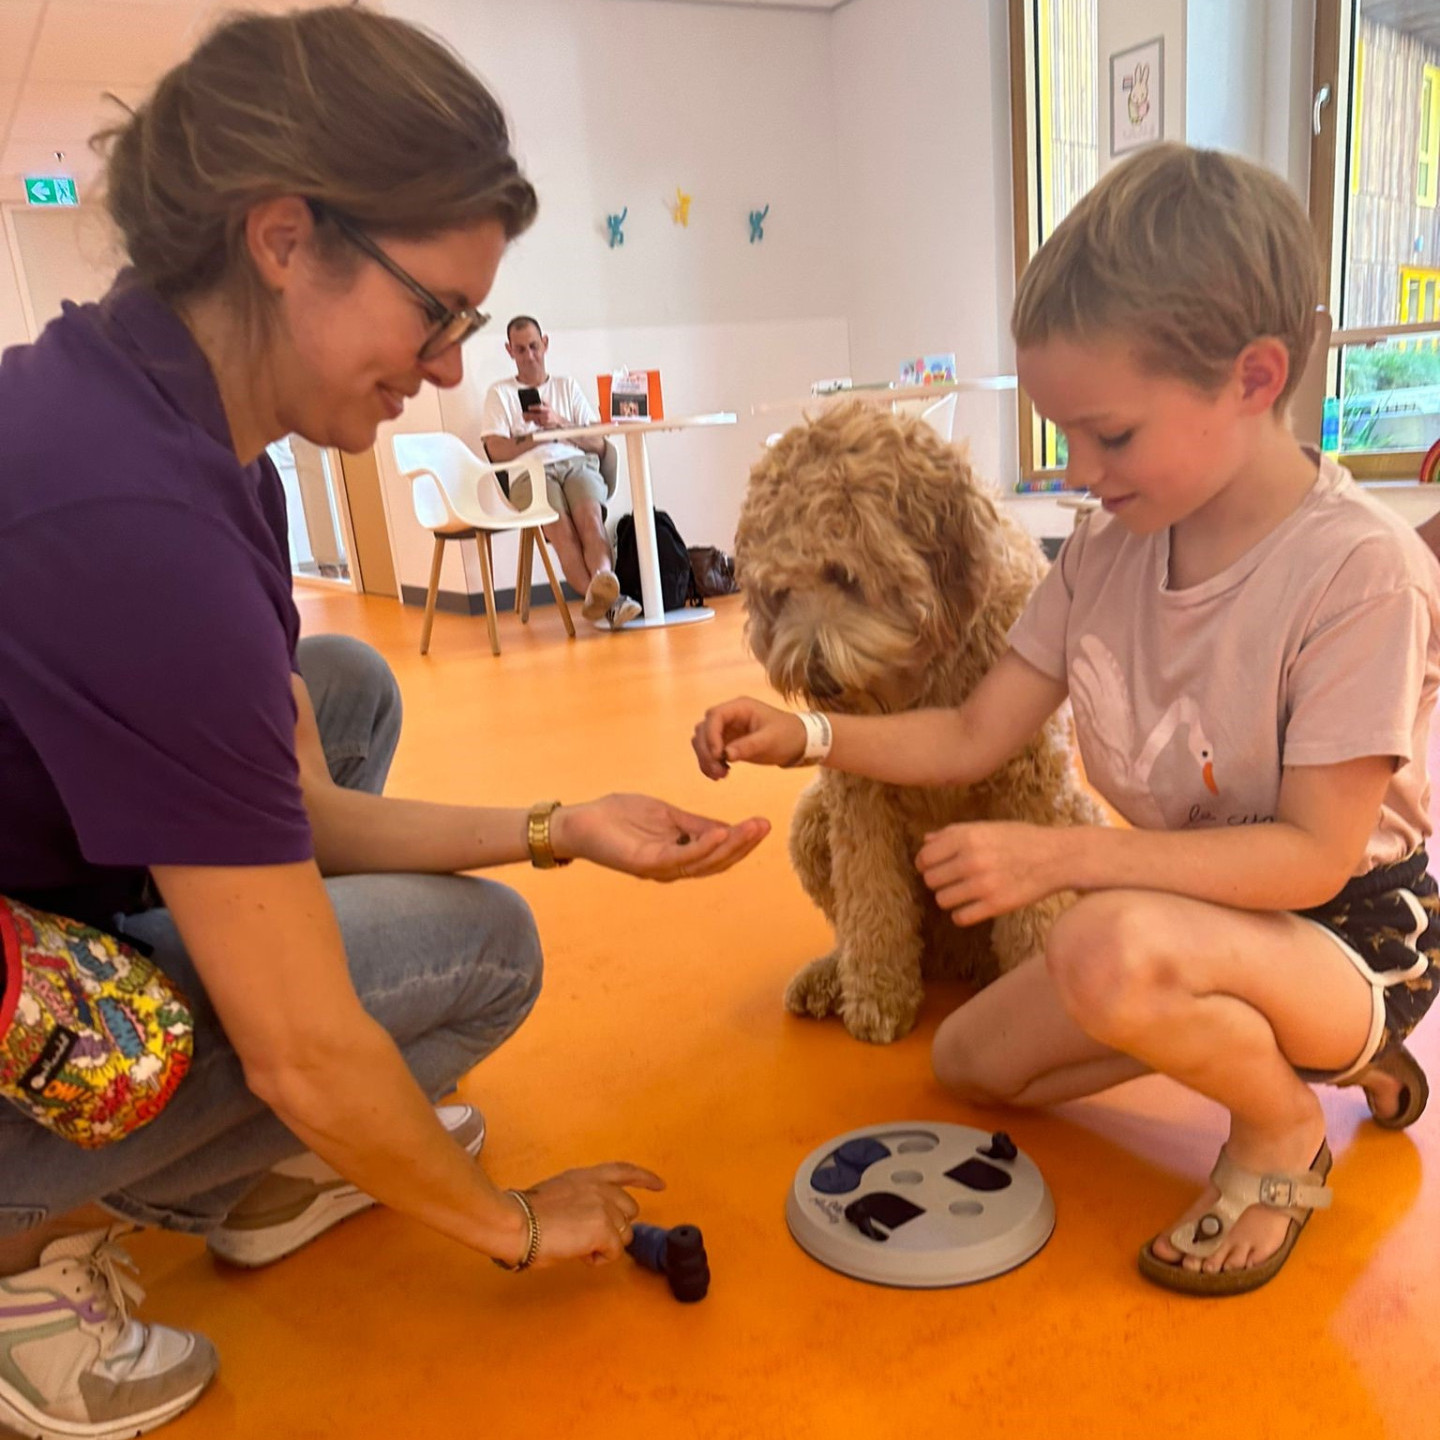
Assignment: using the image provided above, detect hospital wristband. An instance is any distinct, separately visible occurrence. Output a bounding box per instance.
[788,711,833,767]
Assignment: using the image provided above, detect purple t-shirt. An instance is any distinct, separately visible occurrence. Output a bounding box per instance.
[0,275,313,927]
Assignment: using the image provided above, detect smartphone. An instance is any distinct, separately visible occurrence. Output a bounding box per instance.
[518,386,542,413]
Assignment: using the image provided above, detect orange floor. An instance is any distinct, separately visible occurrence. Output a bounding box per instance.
[127,587,1440,1440]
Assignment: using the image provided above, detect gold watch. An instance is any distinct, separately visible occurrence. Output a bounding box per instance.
[526,800,572,869]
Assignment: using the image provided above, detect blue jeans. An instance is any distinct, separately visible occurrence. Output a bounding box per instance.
[0,636,543,1237]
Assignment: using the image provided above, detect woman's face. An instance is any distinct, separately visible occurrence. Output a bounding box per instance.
[268,212,508,454]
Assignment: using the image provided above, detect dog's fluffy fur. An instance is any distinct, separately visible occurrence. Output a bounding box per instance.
[737,402,1105,1043]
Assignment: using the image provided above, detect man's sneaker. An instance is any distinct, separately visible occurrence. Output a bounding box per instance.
[581,570,620,621]
[206,1103,485,1270]
[606,596,643,628]
[0,1227,216,1440]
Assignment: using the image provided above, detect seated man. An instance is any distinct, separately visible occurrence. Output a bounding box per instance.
[481,316,641,627]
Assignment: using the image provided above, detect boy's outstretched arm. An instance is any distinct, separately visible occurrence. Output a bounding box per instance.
[693,650,1068,788]
[919,755,1394,924]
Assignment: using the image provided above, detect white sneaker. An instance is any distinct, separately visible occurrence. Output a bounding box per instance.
[0,1227,216,1440]
[206,1103,486,1270]
[606,596,643,628]
[581,570,620,621]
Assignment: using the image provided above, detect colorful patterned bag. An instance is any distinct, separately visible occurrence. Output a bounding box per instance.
[0,897,192,1147]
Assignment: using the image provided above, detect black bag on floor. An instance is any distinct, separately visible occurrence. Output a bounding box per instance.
[615,510,702,610]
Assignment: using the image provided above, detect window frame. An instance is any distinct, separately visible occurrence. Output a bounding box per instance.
[1311,0,1432,481]
[1419,63,1440,208]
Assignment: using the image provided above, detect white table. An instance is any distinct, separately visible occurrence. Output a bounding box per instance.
[545,412,737,628]
[751,376,1018,416]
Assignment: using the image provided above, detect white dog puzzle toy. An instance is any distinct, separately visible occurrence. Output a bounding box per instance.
[786,1121,1054,1287]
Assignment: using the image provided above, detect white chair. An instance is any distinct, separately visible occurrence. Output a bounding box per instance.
[918,392,957,441]
[894,392,958,441]
[394,432,575,657]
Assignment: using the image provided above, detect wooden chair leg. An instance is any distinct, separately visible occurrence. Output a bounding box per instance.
[475,534,501,656]
[516,529,534,624]
[420,534,445,655]
[534,529,576,638]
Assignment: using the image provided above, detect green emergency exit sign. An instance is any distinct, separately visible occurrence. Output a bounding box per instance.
[24,176,78,207]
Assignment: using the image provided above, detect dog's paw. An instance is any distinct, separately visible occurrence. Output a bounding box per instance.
[839,984,922,1045]
[784,954,844,1018]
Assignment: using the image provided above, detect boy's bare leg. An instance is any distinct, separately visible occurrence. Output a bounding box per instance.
[1044,890,1376,1275]
[931,955,1148,1107]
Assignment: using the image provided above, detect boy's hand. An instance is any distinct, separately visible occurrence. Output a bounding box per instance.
[693,697,807,777]
[916,821,1070,924]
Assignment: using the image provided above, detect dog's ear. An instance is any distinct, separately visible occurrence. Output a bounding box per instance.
[895,437,1000,635]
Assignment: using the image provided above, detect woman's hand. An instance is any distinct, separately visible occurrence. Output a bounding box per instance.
[515,1163,665,1268]
[916,821,1070,925]
[551,794,769,880]
[692,697,806,778]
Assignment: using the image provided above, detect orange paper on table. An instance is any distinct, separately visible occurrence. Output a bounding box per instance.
[598,370,663,422]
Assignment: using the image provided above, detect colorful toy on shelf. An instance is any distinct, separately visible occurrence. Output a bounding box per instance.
[1420,437,1440,483]
[606,207,628,248]
[671,188,692,227]
[749,205,769,243]
[899,353,957,387]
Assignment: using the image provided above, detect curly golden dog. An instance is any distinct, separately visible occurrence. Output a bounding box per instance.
[737,402,1104,1043]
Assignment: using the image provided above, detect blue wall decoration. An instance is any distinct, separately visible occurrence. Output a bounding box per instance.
[749,205,769,243]
[606,207,628,248]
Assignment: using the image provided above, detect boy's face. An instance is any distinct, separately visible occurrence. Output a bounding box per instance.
[1018,336,1248,535]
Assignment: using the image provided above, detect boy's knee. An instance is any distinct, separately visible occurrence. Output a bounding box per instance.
[1045,892,1174,1040]
[931,1028,1031,1107]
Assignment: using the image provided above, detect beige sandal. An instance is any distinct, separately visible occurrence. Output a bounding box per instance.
[1138,1141,1332,1297]
[1342,1041,1428,1130]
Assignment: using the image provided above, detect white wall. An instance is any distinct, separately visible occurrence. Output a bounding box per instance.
[1185,0,1315,198]
[376,0,852,600]
[1186,0,1263,157]
[390,0,846,332]
[828,0,1017,489]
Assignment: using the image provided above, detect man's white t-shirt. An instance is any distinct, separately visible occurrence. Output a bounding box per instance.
[480,375,599,468]
[1008,454,1440,873]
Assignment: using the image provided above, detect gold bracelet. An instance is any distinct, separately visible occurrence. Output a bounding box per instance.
[491,1188,541,1272]
[526,800,572,869]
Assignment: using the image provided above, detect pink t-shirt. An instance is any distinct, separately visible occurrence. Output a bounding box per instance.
[1009,455,1440,873]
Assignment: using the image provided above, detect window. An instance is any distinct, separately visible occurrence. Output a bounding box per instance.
[1314,2,1440,479]
[1008,0,1100,487]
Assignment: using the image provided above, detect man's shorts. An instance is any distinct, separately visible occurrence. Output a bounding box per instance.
[1295,848,1439,1083]
[510,455,608,517]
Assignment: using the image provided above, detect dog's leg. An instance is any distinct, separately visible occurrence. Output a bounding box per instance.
[823,780,926,1044]
[784,781,847,1020]
[990,892,1070,973]
[787,778,836,919]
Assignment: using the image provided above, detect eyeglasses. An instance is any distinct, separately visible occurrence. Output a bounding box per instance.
[307,200,489,361]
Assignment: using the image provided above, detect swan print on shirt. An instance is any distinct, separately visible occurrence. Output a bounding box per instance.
[1070,635,1220,829]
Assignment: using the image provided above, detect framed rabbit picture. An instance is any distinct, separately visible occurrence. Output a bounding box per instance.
[1110,36,1164,156]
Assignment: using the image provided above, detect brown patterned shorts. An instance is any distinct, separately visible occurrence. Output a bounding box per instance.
[1294,849,1439,1084]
